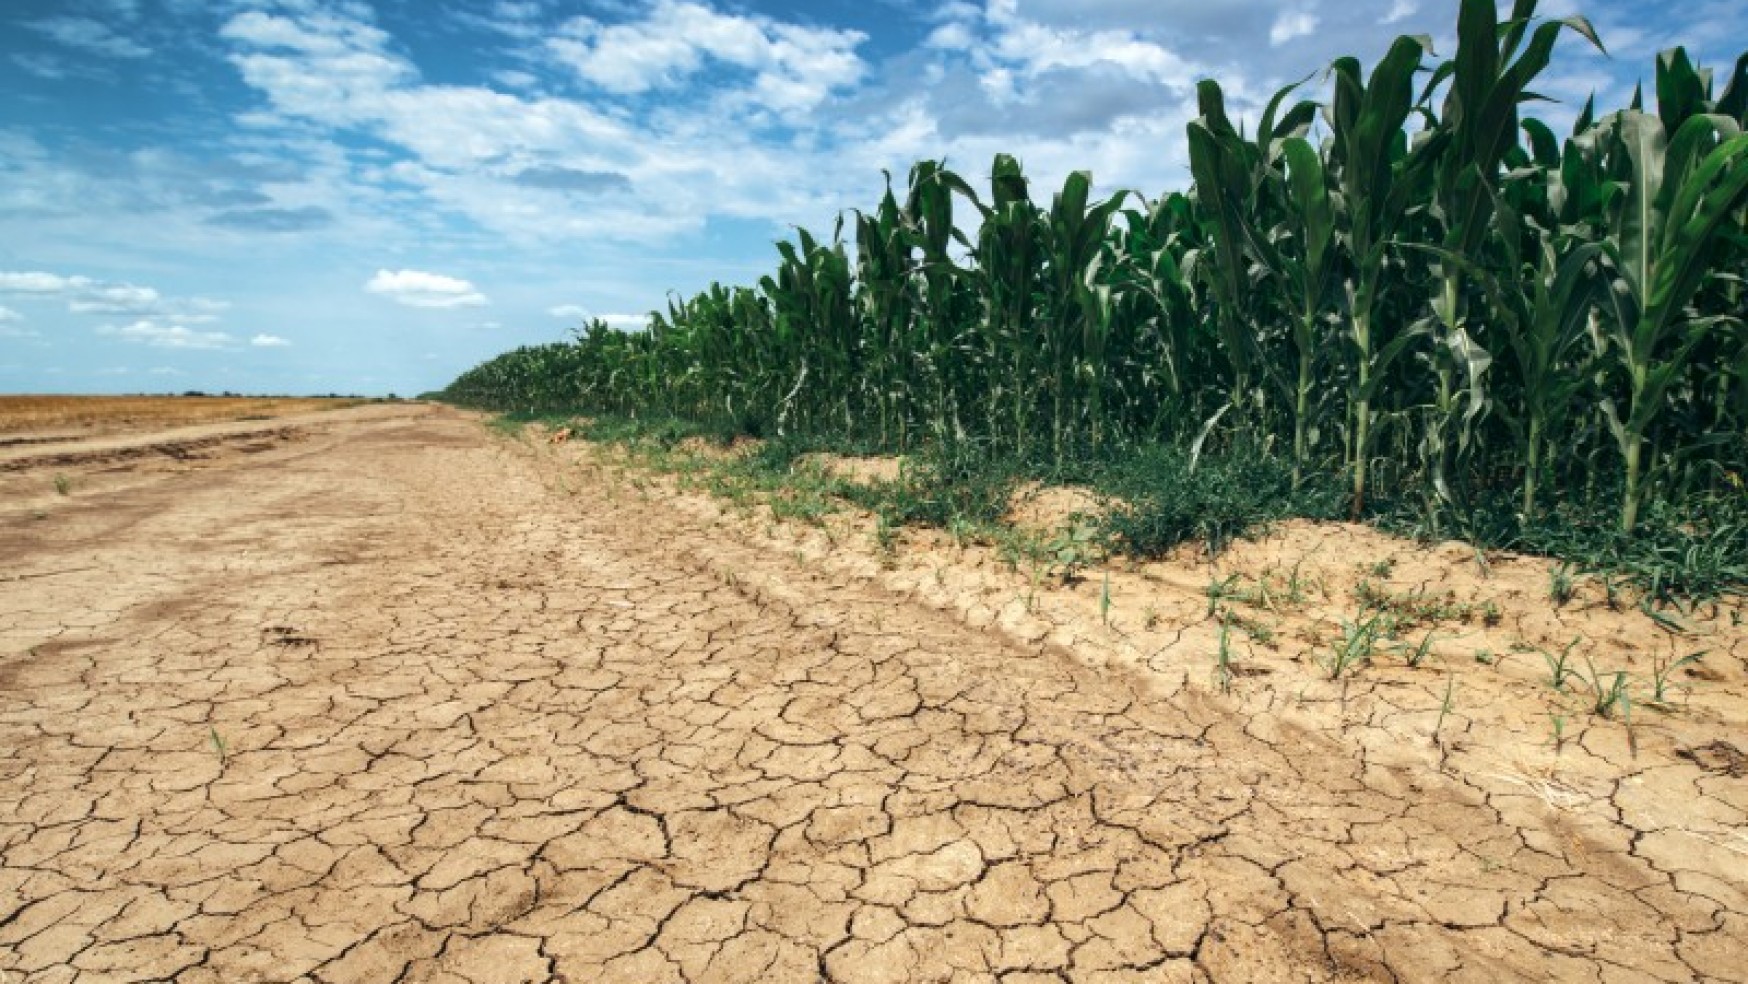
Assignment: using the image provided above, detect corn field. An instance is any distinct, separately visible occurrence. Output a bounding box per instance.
[446,0,1748,539]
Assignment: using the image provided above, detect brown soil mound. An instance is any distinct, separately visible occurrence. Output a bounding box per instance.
[806,453,906,484]
[1004,481,1107,533]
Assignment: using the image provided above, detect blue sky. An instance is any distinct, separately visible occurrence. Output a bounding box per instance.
[2,0,1741,396]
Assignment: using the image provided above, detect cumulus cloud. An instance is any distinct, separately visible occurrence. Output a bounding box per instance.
[250,333,292,347]
[1270,10,1320,46]
[548,304,589,320]
[68,283,163,315]
[220,9,416,125]
[0,271,88,294]
[100,319,236,350]
[365,269,489,309]
[545,0,867,114]
[0,270,226,320]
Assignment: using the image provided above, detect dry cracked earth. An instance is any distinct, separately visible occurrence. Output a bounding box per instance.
[2,403,1744,983]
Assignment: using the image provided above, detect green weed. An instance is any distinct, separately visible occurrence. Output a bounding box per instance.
[1549,563,1578,606]
[1403,630,1439,668]
[1648,652,1704,706]
[1319,606,1393,679]
[1539,638,1580,692]
[1212,617,1236,694]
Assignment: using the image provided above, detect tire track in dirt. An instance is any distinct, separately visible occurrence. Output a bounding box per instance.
[1,407,1741,982]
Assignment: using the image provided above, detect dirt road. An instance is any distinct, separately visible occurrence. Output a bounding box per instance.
[2,405,1742,982]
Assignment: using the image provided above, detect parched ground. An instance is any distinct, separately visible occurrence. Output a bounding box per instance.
[0,396,365,444]
[1,403,1744,983]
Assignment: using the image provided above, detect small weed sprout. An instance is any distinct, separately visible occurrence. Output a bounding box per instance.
[1205,573,1241,618]
[1648,652,1704,706]
[1212,616,1235,694]
[874,513,899,561]
[1284,559,1313,604]
[53,474,72,496]
[1047,522,1104,583]
[1227,611,1275,645]
[948,516,975,549]
[1404,630,1438,668]
[1433,676,1456,744]
[209,726,228,763]
[1320,606,1390,679]
[1540,638,1580,692]
[1602,574,1626,611]
[1549,563,1578,606]
[1099,572,1112,627]
[1573,655,1631,719]
[1548,712,1568,752]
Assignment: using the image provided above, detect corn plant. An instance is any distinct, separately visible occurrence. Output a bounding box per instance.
[440,2,1748,598]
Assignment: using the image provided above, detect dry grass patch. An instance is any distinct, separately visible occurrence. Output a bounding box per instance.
[0,395,363,439]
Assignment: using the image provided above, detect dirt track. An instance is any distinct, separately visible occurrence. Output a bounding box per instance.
[2,404,1743,982]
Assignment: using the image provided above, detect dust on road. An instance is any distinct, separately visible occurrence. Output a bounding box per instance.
[1,405,1742,982]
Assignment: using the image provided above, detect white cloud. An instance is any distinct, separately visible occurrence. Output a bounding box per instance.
[1383,0,1418,24]
[29,16,151,59]
[365,269,489,309]
[924,23,976,52]
[545,0,866,114]
[548,304,589,319]
[1270,11,1320,47]
[979,4,1199,85]
[0,271,226,320]
[599,313,647,330]
[251,333,292,347]
[68,283,162,314]
[0,305,19,322]
[221,10,416,126]
[101,319,236,350]
[0,271,88,294]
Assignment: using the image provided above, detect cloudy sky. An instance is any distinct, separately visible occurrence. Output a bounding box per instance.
[2,0,1739,396]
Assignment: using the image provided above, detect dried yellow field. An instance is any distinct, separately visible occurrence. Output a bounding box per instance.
[0,394,366,439]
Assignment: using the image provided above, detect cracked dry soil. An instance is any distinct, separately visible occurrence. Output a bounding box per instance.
[2,404,1744,983]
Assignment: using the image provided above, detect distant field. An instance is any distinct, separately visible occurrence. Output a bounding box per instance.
[0,395,365,438]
